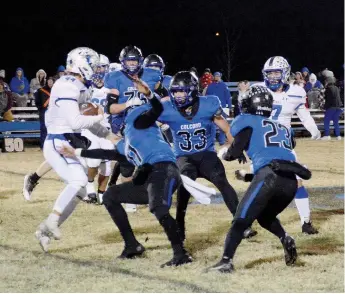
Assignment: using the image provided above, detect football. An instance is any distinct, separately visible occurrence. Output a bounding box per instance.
[79,102,99,116]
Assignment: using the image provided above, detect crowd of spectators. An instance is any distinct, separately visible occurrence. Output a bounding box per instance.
[1,64,343,139]
[0,66,65,122]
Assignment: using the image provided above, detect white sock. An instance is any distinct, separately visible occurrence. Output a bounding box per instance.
[47,212,60,226]
[294,197,311,224]
[53,184,80,214]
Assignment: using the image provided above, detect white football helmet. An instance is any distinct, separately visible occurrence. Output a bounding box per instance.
[262,56,291,91]
[99,54,110,66]
[109,62,122,72]
[66,47,100,83]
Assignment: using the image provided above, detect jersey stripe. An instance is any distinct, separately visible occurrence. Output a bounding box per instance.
[288,95,303,98]
[294,103,304,110]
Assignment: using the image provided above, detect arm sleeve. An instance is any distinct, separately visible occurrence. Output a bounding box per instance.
[87,122,111,138]
[224,127,252,161]
[296,104,320,137]
[80,148,121,161]
[133,95,163,129]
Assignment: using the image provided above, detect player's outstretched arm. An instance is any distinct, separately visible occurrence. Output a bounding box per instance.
[58,144,121,161]
[213,114,234,145]
[296,105,321,139]
[222,127,252,163]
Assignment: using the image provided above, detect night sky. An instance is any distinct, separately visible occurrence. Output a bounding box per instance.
[3,0,344,81]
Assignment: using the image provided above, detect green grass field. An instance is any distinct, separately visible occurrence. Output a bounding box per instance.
[0,138,343,292]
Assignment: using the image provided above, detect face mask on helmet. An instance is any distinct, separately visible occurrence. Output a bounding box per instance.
[143,54,165,74]
[170,87,195,108]
[169,71,199,108]
[91,73,105,88]
[262,56,290,92]
[263,70,283,91]
[119,46,144,75]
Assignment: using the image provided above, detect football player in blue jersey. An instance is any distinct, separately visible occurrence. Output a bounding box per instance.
[158,71,257,241]
[105,45,161,135]
[105,46,162,212]
[143,53,173,143]
[207,86,311,273]
[60,77,193,267]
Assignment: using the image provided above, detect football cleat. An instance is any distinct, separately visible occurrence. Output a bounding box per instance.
[44,219,61,240]
[282,235,297,266]
[302,222,319,235]
[160,252,193,268]
[23,174,38,201]
[206,258,235,273]
[118,244,145,259]
[35,226,51,253]
[243,227,258,239]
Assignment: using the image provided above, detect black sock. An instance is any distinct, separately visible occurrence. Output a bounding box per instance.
[175,186,191,239]
[98,189,105,194]
[108,162,121,187]
[159,214,185,256]
[103,200,138,247]
[31,172,40,183]
[223,221,247,259]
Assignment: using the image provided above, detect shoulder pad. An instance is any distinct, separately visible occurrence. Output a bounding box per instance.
[204,95,221,114]
[287,85,307,103]
[230,114,255,137]
[53,79,79,101]
[104,70,123,89]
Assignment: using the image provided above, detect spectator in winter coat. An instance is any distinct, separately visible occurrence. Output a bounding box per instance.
[0,81,13,121]
[30,69,47,97]
[34,76,54,148]
[295,72,306,87]
[205,72,231,145]
[321,77,343,140]
[305,74,325,109]
[301,67,310,83]
[0,69,10,90]
[9,67,30,107]
[200,68,213,90]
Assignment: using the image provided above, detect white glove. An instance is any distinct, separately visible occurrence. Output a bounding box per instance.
[235,169,247,181]
[125,97,143,108]
[222,107,230,116]
[160,124,170,131]
[311,130,321,140]
[217,146,228,159]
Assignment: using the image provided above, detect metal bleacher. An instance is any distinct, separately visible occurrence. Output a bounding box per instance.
[0,82,343,141]
[0,107,40,139]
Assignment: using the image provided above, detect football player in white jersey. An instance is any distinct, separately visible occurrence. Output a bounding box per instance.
[35,47,105,251]
[256,56,319,234]
[82,54,114,204]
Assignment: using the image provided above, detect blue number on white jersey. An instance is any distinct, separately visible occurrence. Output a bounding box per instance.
[271,104,282,120]
[91,98,106,108]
